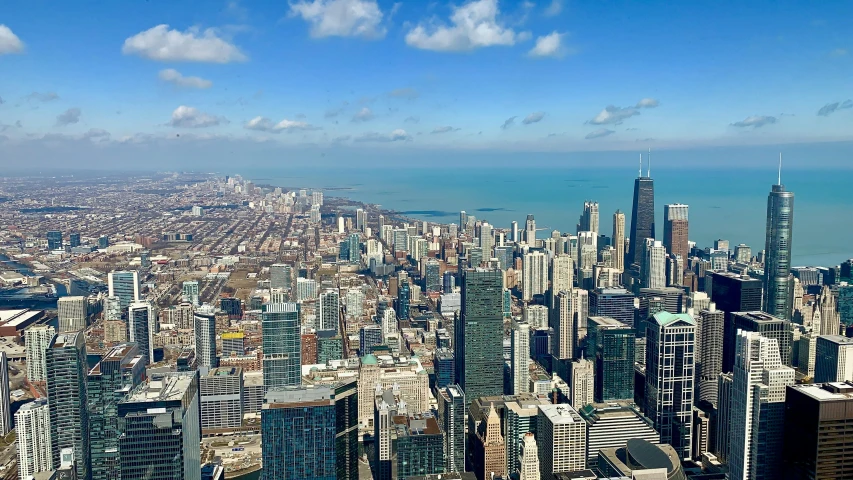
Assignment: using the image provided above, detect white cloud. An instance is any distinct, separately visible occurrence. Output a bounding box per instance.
[244,116,319,132]
[522,111,545,124]
[589,105,639,125]
[405,0,529,52]
[730,115,777,128]
[635,98,660,108]
[122,25,247,63]
[56,108,82,127]
[528,31,566,58]
[544,0,562,17]
[0,25,24,54]
[353,129,410,142]
[158,69,213,89]
[585,128,615,139]
[352,107,375,122]
[290,0,386,39]
[431,126,460,134]
[168,106,225,128]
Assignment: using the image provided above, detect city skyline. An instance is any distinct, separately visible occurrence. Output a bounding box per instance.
[1,1,853,168]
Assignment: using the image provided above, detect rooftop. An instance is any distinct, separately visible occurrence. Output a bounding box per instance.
[264,384,337,408]
[651,311,696,327]
[790,382,853,401]
[588,316,631,329]
[126,373,195,403]
[818,335,853,346]
[538,403,582,424]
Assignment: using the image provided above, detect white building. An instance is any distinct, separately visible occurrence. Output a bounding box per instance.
[519,433,541,480]
[25,325,56,382]
[550,255,574,300]
[15,398,52,478]
[522,251,548,301]
[644,240,667,289]
[182,280,200,306]
[554,291,574,360]
[523,304,548,330]
[570,357,594,409]
[296,278,318,301]
[194,304,218,370]
[57,296,87,332]
[511,322,531,395]
[537,404,587,479]
[612,211,626,273]
[480,222,494,258]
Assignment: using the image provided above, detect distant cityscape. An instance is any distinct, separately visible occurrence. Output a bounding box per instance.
[0,159,850,480]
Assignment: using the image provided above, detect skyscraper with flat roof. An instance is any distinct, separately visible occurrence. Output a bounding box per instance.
[108,271,140,311]
[613,210,626,273]
[57,296,87,332]
[537,404,587,479]
[46,331,89,478]
[47,230,63,250]
[128,301,155,366]
[663,204,689,268]
[25,325,55,383]
[194,304,218,370]
[511,321,531,395]
[784,382,853,479]
[590,288,636,328]
[438,385,465,473]
[814,335,853,383]
[628,166,655,268]
[578,401,660,469]
[763,180,794,320]
[15,398,52,479]
[587,317,635,402]
[697,304,725,405]
[262,303,301,390]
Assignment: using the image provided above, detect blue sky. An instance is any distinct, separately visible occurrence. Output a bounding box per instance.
[1,0,852,169]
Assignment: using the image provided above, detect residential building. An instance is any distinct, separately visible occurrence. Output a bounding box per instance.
[612,210,626,273]
[25,325,55,383]
[108,271,140,311]
[570,357,594,410]
[537,404,587,480]
[194,304,218,370]
[16,398,53,479]
[763,181,795,320]
[511,321,531,395]
[128,302,155,366]
[697,304,725,405]
[46,332,89,478]
[586,316,635,402]
[262,303,301,390]
[57,296,87,332]
[182,280,200,306]
[523,251,548,301]
[438,385,465,473]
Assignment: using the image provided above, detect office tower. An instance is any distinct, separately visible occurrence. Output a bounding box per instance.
[434,349,455,390]
[510,220,519,243]
[118,373,201,480]
[644,311,696,459]
[727,331,794,480]
[454,269,505,404]
[714,372,734,462]
[66,231,80,248]
[611,210,626,274]
[128,302,155,366]
[108,271,140,311]
[578,201,600,235]
[784,383,853,479]
[460,211,468,231]
[570,357,594,409]
[318,289,340,333]
[16,398,52,478]
[317,330,343,363]
[511,321,531,394]
[46,332,89,478]
[628,161,655,268]
[479,221,493,255]
[537,404,587,479]
[397,280,411,320]
[88,343,145,480]
[817,285,840,335]
[475,404,506,480]
[697,304,725,405]
[57,296,87,332]
[200,367,243,430]
[729,311,793,369]
[706,272,762,366]
[518,433,541,480]
[522,251,547,301]
[269,263,291,290]
[814,335,853,382]
[578,401,660,469]
[763,179,795,320]
[359,324,382,353]
[25,324,56,382]
[46,229,63,250]
[643,240,666,289]
[734,244,752,263]
[797,332,817,378]
[590,288,635,328]
[104,295,122,321]
[438,385,465,473]
[395,412,445,478]
[98,235,109,249]
[525,214,536,244]
[523,304,548,329]
[553,291,574,359]
[296,277,318,301]
[551,254,574,297]
[221,331,244,357]
[421,258,440,293]
[194,304,218,370]
[587,317,635,402]
[637,286,684,333]
[262,303,301,390]
[663,203,689,265]
[182,280,200,306]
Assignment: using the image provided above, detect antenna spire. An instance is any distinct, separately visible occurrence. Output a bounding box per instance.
[778,152,782,185]
[639,154,642,178]
[647,148,652,177]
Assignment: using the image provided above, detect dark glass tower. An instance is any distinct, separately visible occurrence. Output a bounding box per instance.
[455,269,505,405]
[763,182,794,320]
[628,170,655,268]
[587,316,636,402]
[262,303,302,391]
[46,332,90,478]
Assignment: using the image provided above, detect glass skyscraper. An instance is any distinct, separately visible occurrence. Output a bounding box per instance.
[108,270,140,311]
[47,230,63,250]
[46,331,90,478]
[194,304,218,370]
[262,303,301,390]
[628,171,655,268]
[587,316,636,402]
[763,182,794,320]
[454,268,505,406]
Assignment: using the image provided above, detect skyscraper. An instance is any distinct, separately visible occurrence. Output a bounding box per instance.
[25,324,55,383]
[194,304,218,370]
[128,301,155,366]
[628,160,655,268]
[108,270,140,311]
[663,204,689,268]
[589,288,636,328]
[455,269,505,405]
[519,433,541,480]
[262,303,301,390]
[318,289,340,333]
[438,385,465,473]
[522,251,548,301]
[814,335,853,383]
[525,214,536,244]
[727,331,794,480]
[570,357,594,409]
[46,331,90,478]
[480,221,494,257]
[511,321,531,395]
[586,317,635,402]
[784,382,853,479]
[0,353,9,436]
[550,254,574,301]
[537,404,587,479]
[696,304,725,405]
[182,280,200,306]
[118,372,201,480]
[57,296,87,332]
[46,230,63,250]
[15,398,52,479]
[579,201,600,236]
[553,291,574,359]
[269,263,292,290]
[644,311,696,459]
[643,240,666,289]
[612,210,626,273]
[763,178,794,320]
[578,401,660,469]
[729,311,793,369]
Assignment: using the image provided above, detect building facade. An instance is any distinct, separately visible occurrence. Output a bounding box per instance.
[262,302,302,390]
[763,183,794,320]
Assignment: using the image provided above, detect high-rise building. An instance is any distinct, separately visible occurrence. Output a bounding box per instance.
[222,296,243,318]
[262,303,301,390]
[643,240,667,289]
[817,285,841,336]
[423,258,441,293]
[511,220,519,243]
[525,214,536,245]
[570,357,594,409]
[523,304,548,330]
[763,180,795,320]
[200,367,243,431]
[696,304,725,405]
[612,210,626,273]
[552,291,574,360]
[347,233,360,263]
[537,404,587,479]
[88,343,145,480]
[663,204,689,267]
[578,401,660,469]
[814,335,853,383]
[269,263,292,290]
[590,288,636,328]
[550,254,574,300]
[359,324,383,354]
[118,372,201,480]
[628,165,655,268]
[0,353,9,436]
[182,280,200,306]
[729,311,793,368]
[586,317,635,402]
[480,222,494,257]
[579,201,600,236]
[438,385,465,473]
[522,251,548,301]
[783,382,853,479]
[57,296,87,332]
[395,412,445,478]
[519,433,541,480]
[644,311,696,459]
[98,235,109,249]
[128,301,155,366]
[318,289,340,333]
[108,271,140,311]
[46,230,63,250]
[68,232,81,248]
[706,272,763,372]
[511,321,531,395]
[356,208,366,231]
[15,398,53,479]
[25,325,55,383]
[397,280,410,320]
[296,277,318,301]
[194,304,218,370]
[726,331,794,480]
[454,269,505,405]
[46,331,90,478]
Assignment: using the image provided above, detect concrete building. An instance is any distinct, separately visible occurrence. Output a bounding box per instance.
[814,335,853,383]
[15,398,53,479]
[643,240,667,289]
[57,296,87,332]
[319,289,340,333]
[663,204,689,269]
[696,304,725,405]
[25,325,55,383]
[597,439,685,480]
[182,280,200,306]
[519,433,541,480]
[194,304,218,370]
[438,385,465,473]
[578,401,660,469]
[511,321,531,395]
[784,382,853,479]
[612,210,626,273]
[523,252,548,301]
[357,354,430,430]
[537,404,587,480]
[570,357,594,410]
[200,367,243,431]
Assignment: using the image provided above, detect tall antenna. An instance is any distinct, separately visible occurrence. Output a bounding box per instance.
[778,152,782,185]
[638,153,643,178]
[647,148,652,177]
